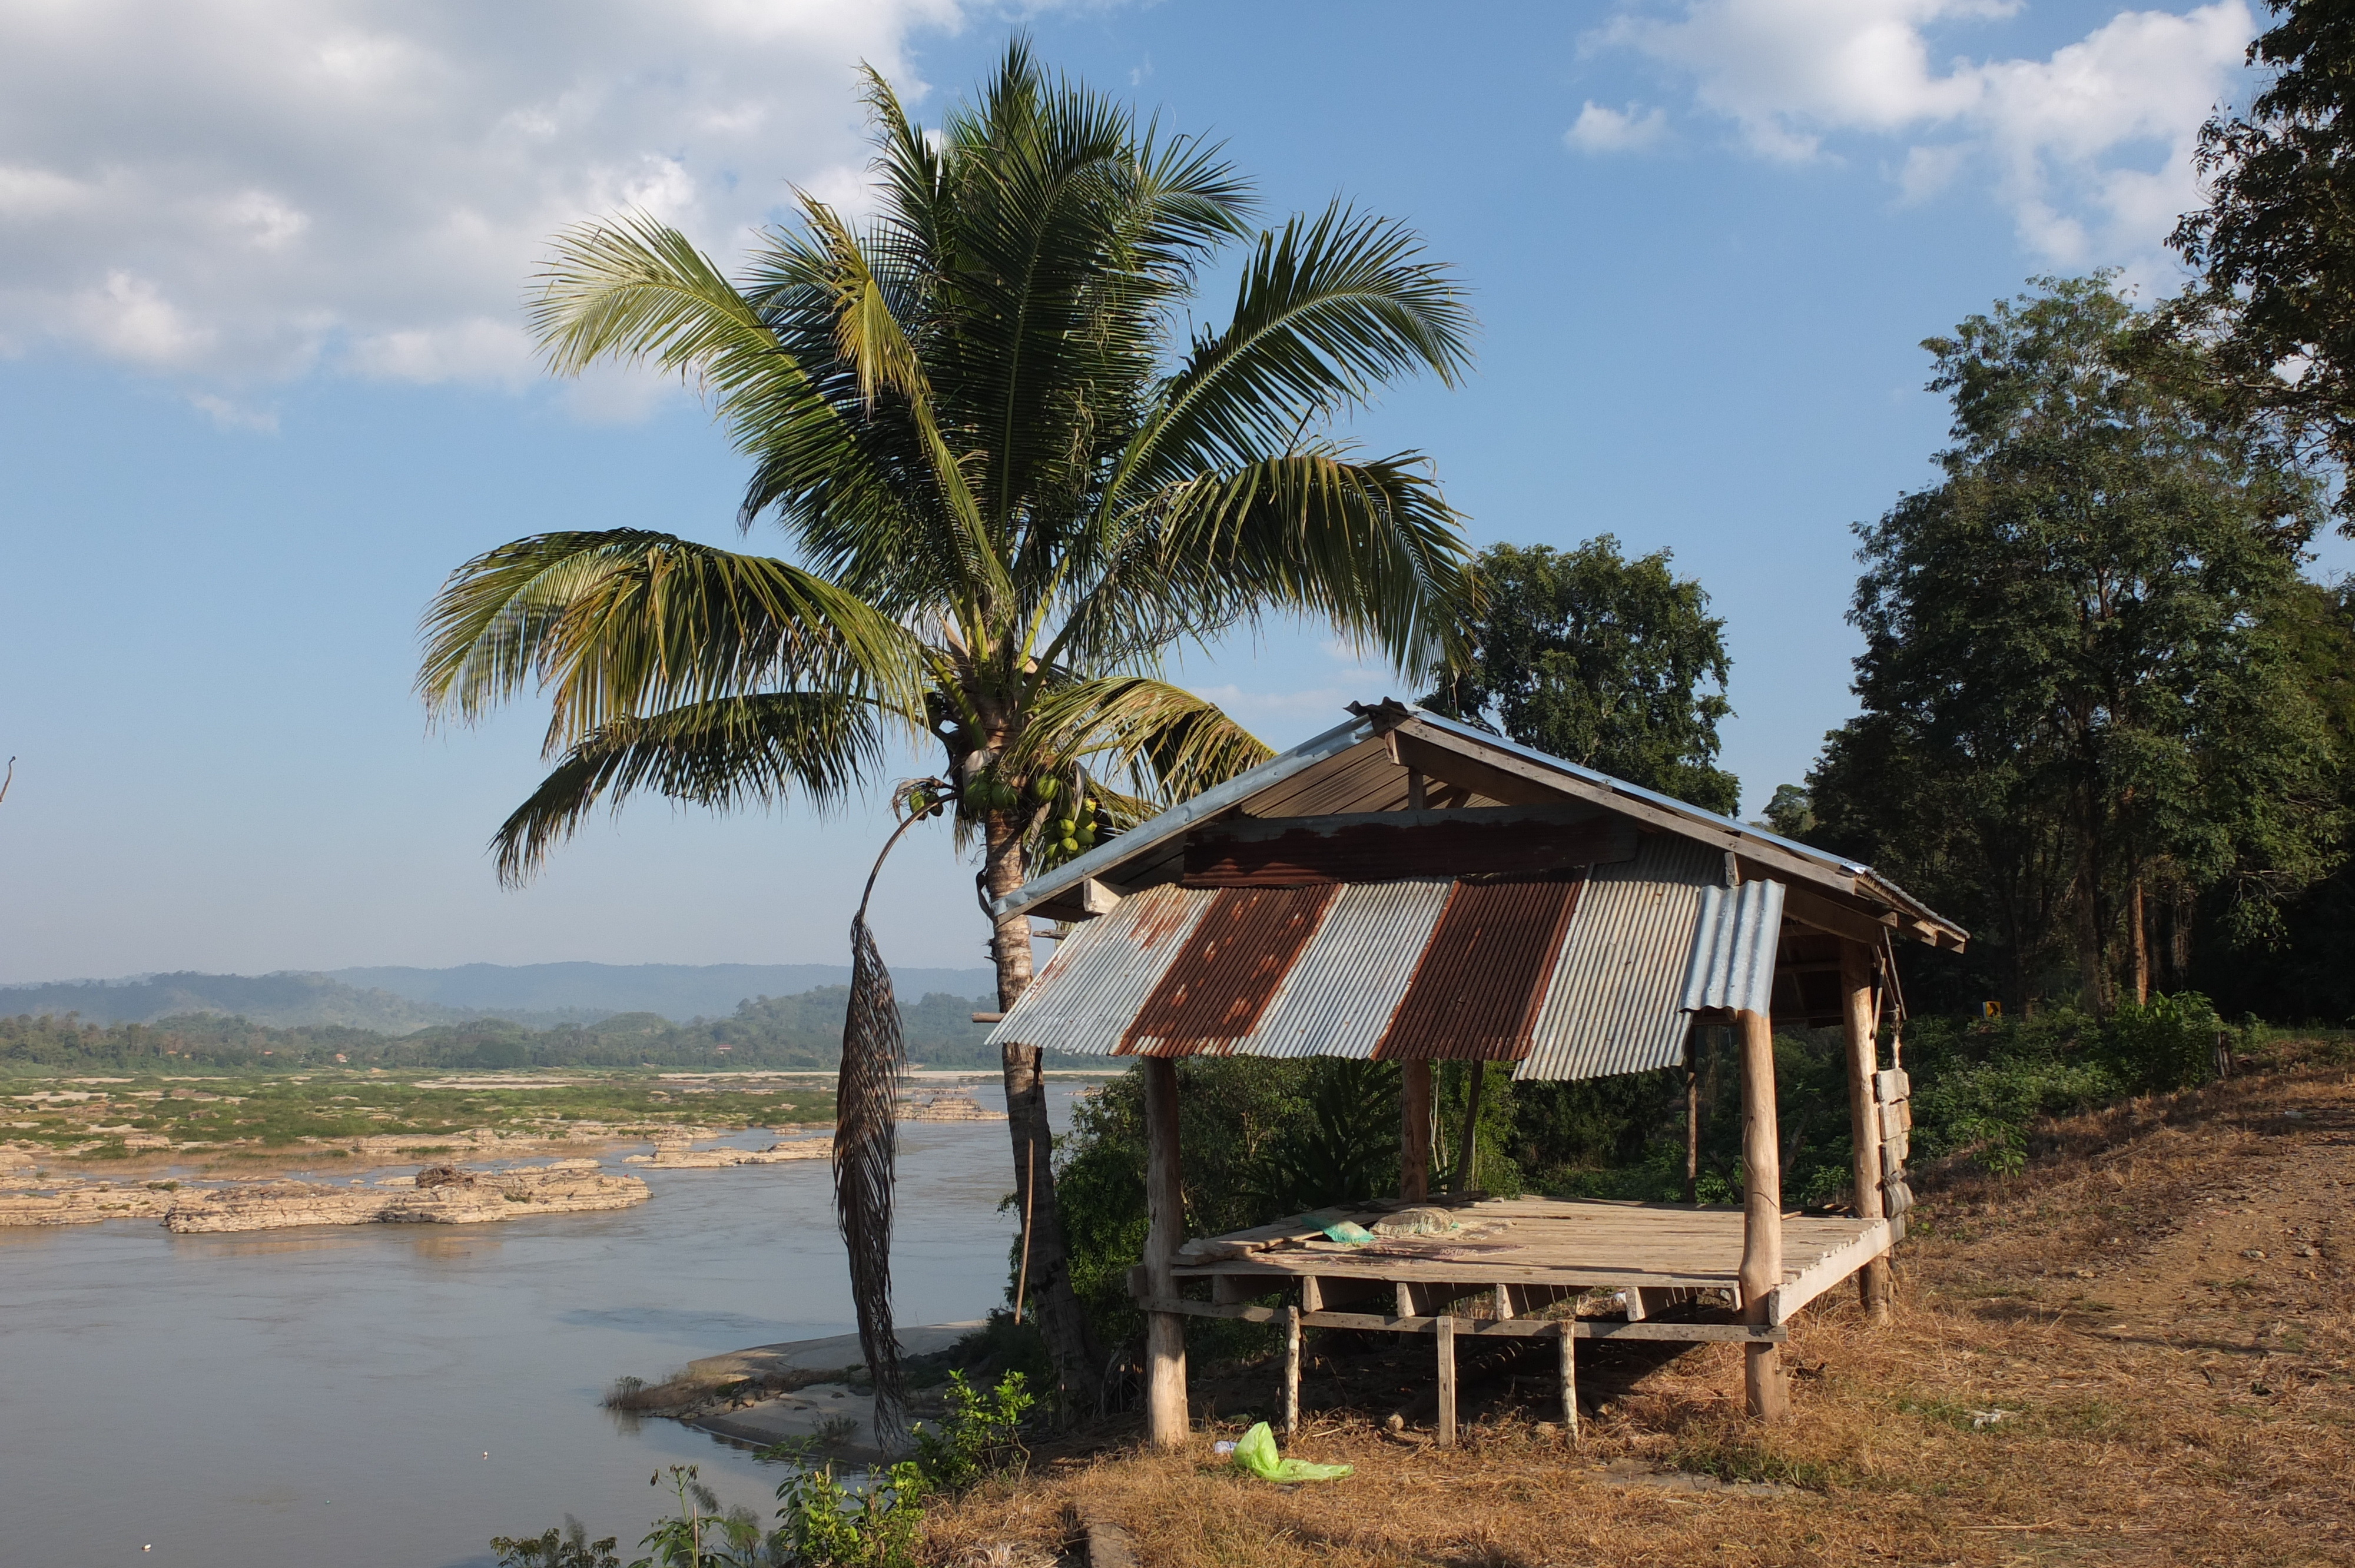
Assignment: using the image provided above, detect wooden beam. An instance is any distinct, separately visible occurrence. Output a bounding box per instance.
[1840,941,1892,1325]
[1737,1007,1792,1423]
[1136,1297,1789,1342]
[1780,885,1897,946]
[1140,1057,1189,1449]
[1435,1314,1457,1447]
[1394,725,1862,903]
[1764,1218,1894,1326]
[1400,1059,1432,1202]
[1389,730,1571,808]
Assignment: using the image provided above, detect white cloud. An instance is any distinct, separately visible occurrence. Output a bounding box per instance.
[1591,0,2254,263]
[1567,101,1671,154]
[188,393,280,434]
[0,1,964,398]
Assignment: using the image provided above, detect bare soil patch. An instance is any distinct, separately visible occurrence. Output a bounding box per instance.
[922,1060,2355,1566]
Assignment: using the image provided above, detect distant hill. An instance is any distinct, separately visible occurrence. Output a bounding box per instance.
[326,962,997,1021]
[0,972,485,1034]
[0,961,1001,1037]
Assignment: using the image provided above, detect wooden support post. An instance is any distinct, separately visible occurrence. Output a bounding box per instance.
[1684,1031,1701,1205]
[1400,1059,1432,1202]
[1140,1056,1189,1449]
[1737,1006,1790,1423]
[1840,940,1892,1324]
[1280,1305,1302,1438]
[1557,1318,1579,1442]
[1450,1064,1485,1194]
[1435,1314,1457,1448]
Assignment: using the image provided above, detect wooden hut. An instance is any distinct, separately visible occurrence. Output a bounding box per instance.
[986,700,1964,1443]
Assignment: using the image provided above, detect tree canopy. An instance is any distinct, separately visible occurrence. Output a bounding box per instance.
[2173,0,2355,530]
[1425,537,1739,815]
[1809,277,2344,1015]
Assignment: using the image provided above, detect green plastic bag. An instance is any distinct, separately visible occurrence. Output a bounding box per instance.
[1320,1220,1374,1245]
[1229,1422,1353,1483]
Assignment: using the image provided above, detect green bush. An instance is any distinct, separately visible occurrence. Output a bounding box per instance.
[911,1371,1033,1494]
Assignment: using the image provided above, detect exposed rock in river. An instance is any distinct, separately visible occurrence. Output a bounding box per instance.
[161,1160,649,1233]
[623,1138,832,1169]
[0,1181,181,1226]
[895,1090,1003,1123]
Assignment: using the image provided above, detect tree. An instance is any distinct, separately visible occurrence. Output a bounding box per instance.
[416,44,1474,1413]
[1810,277,2343,1016]
[2172,0,2355,531]
[1425,538,1739,814]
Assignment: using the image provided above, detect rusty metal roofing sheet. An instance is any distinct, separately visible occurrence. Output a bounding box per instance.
[1121,885,1337,1057]
[1235,879,1447,1058]
[990,835,1735,1080]
[1679,878,1786,1019]
[1515,834,1721,1081]
[1375,877,1584,1061]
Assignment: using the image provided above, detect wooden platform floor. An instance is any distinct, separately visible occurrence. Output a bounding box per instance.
[1173,1194,1895,1326]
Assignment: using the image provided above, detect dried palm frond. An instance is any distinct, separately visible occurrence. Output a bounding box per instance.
[834,779,948,1446]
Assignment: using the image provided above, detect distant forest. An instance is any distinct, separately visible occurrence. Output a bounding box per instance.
[0,986,1019,1073]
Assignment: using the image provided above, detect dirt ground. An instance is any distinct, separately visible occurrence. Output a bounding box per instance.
[921,1056,2355,1567]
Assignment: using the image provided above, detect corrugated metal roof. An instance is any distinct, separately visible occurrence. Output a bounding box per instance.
[1679,878,1787,1018]
[1517,835,1721,1081]
[990,704,1966,948]
[990,835,1737,1081]
[1122,885,1336,1057]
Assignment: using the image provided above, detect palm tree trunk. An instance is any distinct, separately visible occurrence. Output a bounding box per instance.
[984,811,1103,1418]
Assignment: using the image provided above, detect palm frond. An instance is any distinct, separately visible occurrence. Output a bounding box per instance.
[486,693,885,885]
[1120,200,1475,490]
[1006,676,1272,803]
[1051,449,1476,683]
[417,530,923,750]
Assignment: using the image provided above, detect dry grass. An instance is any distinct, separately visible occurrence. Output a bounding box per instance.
[922,1059,2355,1566]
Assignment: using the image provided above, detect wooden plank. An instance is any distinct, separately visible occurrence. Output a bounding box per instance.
[1882,1178,1913,1217]
[1764,1218,1893,1325]
[1173,1206,1354,1263]
[1141,1057,1189,1450]
[1133,1297,1789,1343]
[1875,1068,1909,1104]
[1783,885,1898,945]
[1879,1099,1912,1138]
[1436,1315,1457,1447]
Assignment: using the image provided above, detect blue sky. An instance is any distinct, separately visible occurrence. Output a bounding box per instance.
[4,0,2344,982]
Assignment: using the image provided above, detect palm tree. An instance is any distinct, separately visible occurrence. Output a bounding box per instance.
[417,42,1475,1414]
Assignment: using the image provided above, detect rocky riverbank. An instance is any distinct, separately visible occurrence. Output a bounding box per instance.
[162,1160,651,1232]
[608,1322,987,1462]
[0,1157,654,1231]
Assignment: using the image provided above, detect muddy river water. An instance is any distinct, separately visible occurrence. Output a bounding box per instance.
[0,1079,1094,1568]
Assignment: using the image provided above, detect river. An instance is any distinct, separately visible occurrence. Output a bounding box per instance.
[0,1078,1096,1568]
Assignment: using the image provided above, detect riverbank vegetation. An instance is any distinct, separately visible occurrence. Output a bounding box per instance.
[1,984,1003,1075]
[0,1068,837,1164]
